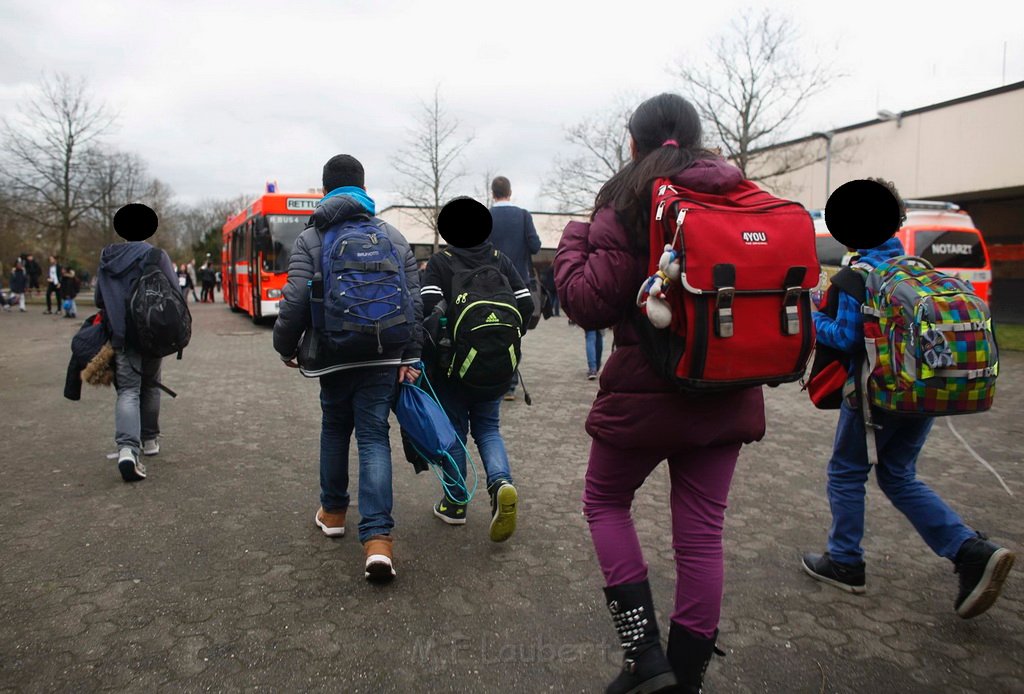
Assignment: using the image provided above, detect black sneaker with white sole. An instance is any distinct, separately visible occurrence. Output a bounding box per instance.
[117,447,146,482]
[954,534,1016,619]
[433,497,467,525]
[801,552,865,593]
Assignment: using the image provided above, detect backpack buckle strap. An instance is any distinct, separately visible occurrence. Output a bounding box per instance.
[714,288,734,338]
[935,367,996,379]
[341,260,399,273]
[713,264,736,339]
[781,287,802,336]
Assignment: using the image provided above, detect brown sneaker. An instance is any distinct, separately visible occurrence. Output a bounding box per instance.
[363,534,395,581]
[315,506,346,537]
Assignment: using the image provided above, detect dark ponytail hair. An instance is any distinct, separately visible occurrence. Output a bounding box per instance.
[593,93,713,250]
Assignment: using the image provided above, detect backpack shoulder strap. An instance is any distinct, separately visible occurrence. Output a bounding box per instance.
[829,267,867,304]
[143,246,163,269]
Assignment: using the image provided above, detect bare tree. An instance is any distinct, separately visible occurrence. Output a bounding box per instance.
[542,96,634,214]
[0,73,116,258]
[391,87,473,252]
[477,168,495,208]
[675,9,834,179]
[85,149,154,246]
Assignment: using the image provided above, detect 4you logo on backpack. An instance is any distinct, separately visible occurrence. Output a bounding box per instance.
[741,231,768,245]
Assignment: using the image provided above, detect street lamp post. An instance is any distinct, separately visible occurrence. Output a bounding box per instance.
[811,131,834,199]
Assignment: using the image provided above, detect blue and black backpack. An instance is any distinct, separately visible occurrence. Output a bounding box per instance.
[315,217,414,358]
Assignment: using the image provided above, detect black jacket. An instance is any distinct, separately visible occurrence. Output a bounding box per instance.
[9,268,27,294]
[420,242,535,325]
[273,194,423,376]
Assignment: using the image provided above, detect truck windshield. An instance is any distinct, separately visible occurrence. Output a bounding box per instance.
[815,235,847,267]
[915,230,986,268]
[262,215,308,273]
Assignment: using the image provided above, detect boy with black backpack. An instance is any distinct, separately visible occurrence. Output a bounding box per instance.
[95,204,186,482]
[419,197,534,542]
[801,179,1014,619]
[273,154,422,581]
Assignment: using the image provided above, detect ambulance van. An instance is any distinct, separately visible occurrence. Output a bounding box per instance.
[812,200,992,303]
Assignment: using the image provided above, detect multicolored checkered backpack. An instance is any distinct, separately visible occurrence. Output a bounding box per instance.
[857,255,998,417]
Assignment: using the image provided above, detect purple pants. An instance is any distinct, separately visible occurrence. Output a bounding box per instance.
[583,438,740,638]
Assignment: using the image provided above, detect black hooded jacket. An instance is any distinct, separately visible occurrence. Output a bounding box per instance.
[94,242,177,350]
[272,194,423,376]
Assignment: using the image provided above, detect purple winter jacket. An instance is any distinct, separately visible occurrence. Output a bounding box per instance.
[554,158,766,450]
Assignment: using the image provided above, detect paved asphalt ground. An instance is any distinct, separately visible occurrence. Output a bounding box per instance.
[1,296,1021,693]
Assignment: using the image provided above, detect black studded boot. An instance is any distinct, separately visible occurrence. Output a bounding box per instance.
[666,621,724,694]
[603,581,677,694]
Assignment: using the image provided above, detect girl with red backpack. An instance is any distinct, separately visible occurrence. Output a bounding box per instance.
[554,93,765,694]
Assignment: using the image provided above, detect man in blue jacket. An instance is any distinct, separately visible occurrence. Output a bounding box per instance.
[802,183,1015,619]
[95,204,178,482]
[488,176,540,400]
[274,154,422,582]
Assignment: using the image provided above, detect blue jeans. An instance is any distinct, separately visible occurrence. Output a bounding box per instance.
[319,367,398,542]
[114,347,162,455]
[826,403,975,565]
[585,330,603,372]
[433,377,513,504]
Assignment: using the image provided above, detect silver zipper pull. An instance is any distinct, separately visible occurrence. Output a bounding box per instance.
[655,200,667,221]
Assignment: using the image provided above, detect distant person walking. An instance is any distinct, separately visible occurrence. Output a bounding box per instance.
[177,264,198,302]
[6,262,28,312]
[541,264,560,317]
[95,204,182,482]
[200,263,216,303]
[488,176,541,400]
[24,254,41,296]
[584,329,603,380]
[44,255,62,314]
[60,267,79,318]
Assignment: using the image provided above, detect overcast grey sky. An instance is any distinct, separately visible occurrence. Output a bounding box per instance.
[1,0,1021,211]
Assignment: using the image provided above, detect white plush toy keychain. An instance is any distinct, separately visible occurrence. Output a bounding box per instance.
[636,244,682,329]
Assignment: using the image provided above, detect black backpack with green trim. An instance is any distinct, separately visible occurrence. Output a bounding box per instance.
[445,251,523,402]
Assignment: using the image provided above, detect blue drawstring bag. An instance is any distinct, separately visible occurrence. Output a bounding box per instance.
[395,371,478,503]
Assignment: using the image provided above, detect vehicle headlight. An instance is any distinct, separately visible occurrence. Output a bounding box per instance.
[267,289,282,299]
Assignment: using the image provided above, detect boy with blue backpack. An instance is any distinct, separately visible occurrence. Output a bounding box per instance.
[419,197,533,542]
[273,154,423,581]
[801,179,1014,619]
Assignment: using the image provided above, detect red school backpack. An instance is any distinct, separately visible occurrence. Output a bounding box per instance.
[635,178,819,391]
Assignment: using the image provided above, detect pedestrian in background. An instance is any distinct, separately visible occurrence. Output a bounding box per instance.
[44,255,62,314]
[488,175,541,401]
[6,261,28,312]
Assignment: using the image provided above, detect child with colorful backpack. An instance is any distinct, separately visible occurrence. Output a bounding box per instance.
[556,93,806,694]
[801,178,1015,619]
[419,197,534,542]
